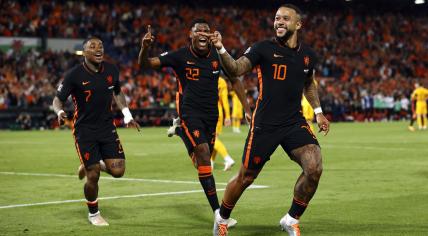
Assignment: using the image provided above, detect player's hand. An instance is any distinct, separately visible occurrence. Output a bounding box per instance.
[208,31,223,50]
[224,118,231,127]
[57,110,67,126]
[412,113,416,119]
[141,25,155,48]
[316,113,330,136]
[127,119,141,132]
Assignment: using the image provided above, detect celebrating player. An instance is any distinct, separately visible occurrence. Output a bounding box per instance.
[138,20,251,228]
[52,37,140,226]
[208,4,330,236]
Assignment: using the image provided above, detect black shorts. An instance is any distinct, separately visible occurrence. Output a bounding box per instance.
[73,125,125,167]
[178,116,218,155]
[242,121,319,170]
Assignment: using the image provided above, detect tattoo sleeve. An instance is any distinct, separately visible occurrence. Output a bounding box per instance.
[218,52,253,77]
[303,72,321,109]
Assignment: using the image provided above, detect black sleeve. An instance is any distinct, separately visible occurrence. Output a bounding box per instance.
[56,71,74,102]
[113,65,121,95]
[309,49,319,73]
[158,49,181,68]
[243,41,263,68]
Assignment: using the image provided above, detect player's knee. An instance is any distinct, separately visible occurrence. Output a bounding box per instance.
[86,168,100,183]
[238,171,257,188]
[109,167,125,178]
[305,162,323,182]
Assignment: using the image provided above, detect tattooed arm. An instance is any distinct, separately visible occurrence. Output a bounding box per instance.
[304,72,330,136]
[207,31,253,77]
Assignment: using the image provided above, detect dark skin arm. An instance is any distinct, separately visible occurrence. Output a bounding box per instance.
[52,96,67,126]
[113,91,140,131]
[138,25,161,69]
[224,76,252,123]
[303,72,330,135]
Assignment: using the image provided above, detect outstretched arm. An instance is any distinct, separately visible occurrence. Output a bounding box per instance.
[303,72,329,136]
[138,25,161,69]
[205,31,253,77]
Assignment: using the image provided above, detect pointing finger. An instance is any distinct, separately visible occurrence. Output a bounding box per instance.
[147,25,151,34]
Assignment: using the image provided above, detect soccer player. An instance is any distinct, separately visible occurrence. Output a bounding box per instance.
[411,82,428,130]
[302,95,315,132]
[211,76,235,171]
[138,20,251,227]
[52,37,140,226]
[231,89,244,133]
[207,4,330,236]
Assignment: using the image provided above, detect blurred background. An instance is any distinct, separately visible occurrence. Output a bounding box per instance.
[1,0,427,130]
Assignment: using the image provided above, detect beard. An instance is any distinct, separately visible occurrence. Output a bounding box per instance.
[276,29,294,44]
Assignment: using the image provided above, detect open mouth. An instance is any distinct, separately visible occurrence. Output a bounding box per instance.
[94,52,103,60]
[198,37,208,47]
[276,26,287,34]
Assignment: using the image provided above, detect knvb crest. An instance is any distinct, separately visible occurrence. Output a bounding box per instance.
[212,61,219,70]
[193,130,200,138]
[106,75,113,85]
[304,56,310,67]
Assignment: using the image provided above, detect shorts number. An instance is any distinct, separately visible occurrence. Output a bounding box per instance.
[272,64,287,80]
[116,138,124,154]
[185,68,200,81]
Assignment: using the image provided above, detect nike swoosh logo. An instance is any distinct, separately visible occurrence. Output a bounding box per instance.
[304,69,309,73]
[186,61,195,65]
[108,86,114,89]
[212,71,219,74]
[273,53,283,58]
[82,81,90,85]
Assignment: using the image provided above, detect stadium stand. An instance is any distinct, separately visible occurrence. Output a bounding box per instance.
[1,0,427,129]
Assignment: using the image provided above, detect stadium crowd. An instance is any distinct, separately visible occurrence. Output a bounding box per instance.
[1,1,427,128]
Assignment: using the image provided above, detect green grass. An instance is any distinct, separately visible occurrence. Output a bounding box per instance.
[1,122,428,235]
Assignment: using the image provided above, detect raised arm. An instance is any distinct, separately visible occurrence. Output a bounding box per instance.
[206,31,253,77]
[303,72,329,135]
[138,25,161,69]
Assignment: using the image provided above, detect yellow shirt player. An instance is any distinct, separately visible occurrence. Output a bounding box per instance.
[302,95,315,132]
[211,77,235,171]
[231,91,243,133]
[411,84,428,130]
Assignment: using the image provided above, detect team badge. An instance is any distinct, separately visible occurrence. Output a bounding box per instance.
[212,61,219,70]
[84,152,90,161]
[193,130,200,138]
[253,156,262,165]
[304,56,310,67]
[106,75,113,85]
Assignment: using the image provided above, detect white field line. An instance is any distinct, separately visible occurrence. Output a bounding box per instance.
[0,172,268,209]
[322,144,423,152]
[0,171,268,188]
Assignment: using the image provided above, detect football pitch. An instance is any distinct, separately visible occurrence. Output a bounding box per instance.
[0,122,427,236]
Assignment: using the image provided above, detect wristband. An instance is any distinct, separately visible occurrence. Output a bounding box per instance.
[314,107,323,115]
[57,110,65,117]
[121,107,133,124]
[217,46,227,54]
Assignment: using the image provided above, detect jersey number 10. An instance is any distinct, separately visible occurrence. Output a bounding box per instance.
[272,64,287,80]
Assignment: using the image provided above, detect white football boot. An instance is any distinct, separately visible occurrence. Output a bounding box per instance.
[88,211,109,226]
[279,213,301,236]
